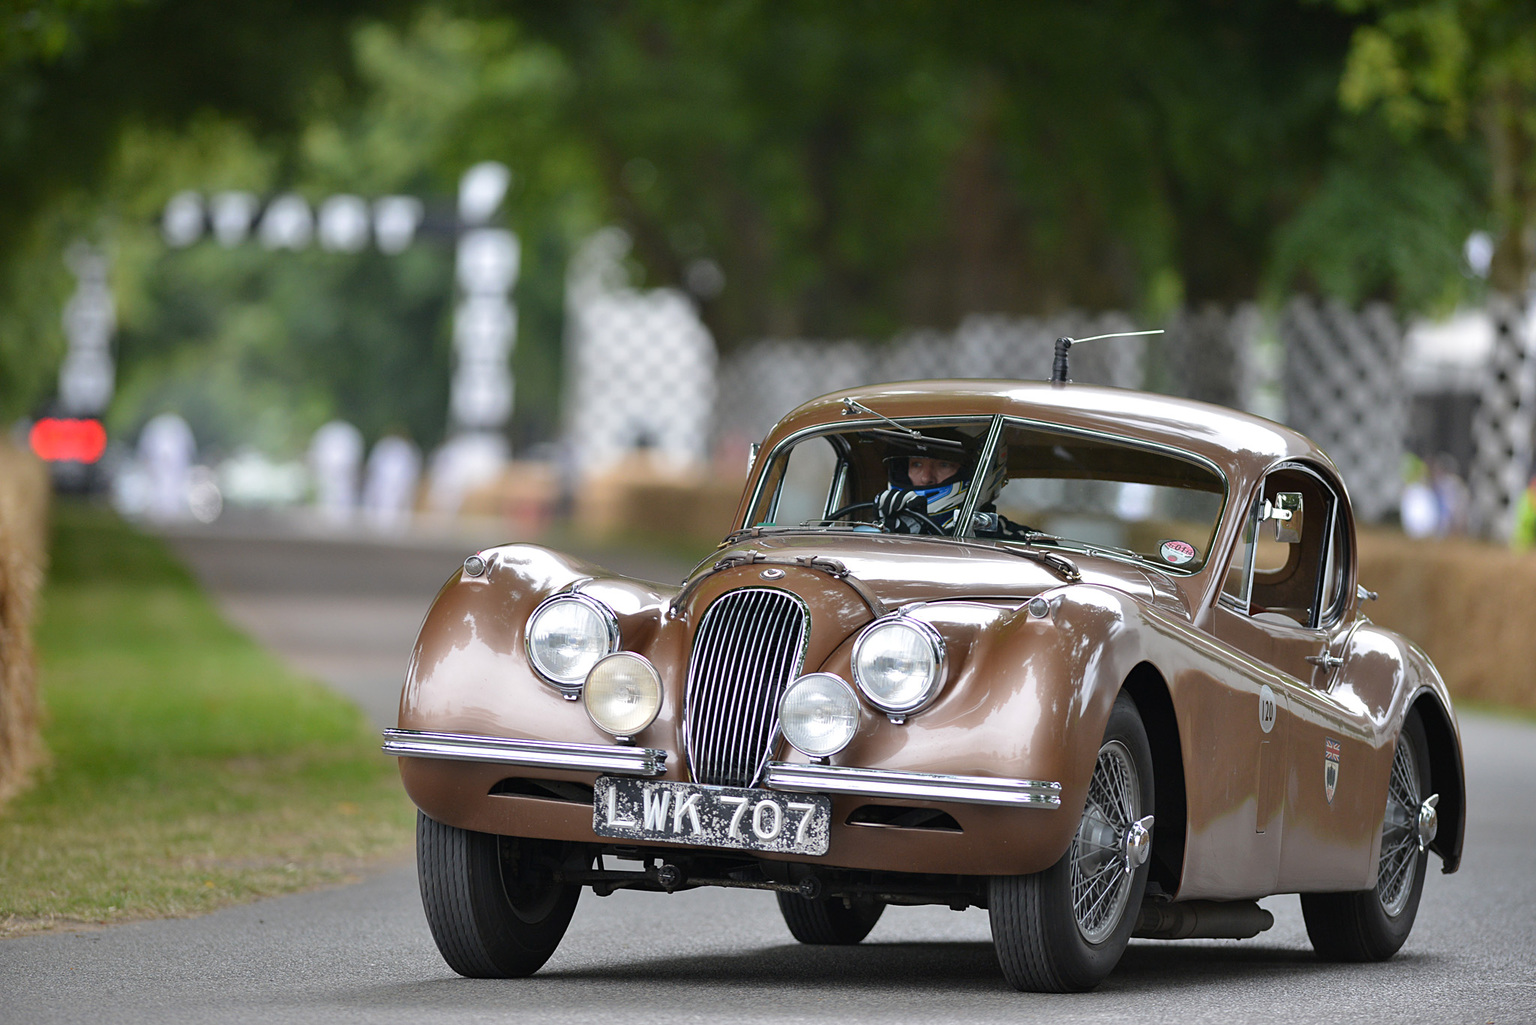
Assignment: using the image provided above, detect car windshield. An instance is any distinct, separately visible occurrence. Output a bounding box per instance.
[745,416,1226,572]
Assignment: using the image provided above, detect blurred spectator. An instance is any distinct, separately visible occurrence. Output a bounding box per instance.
[1429,455,1469,536]
[217,449,308,508]
[362,434,421,531]
[309,420,364,525]
[1400,456,1438,539]
[138,413,195,522]
[427,433,506,515]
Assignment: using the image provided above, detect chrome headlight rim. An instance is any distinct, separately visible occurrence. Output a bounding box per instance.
[779,672,862,758]
[583,651,663,738]
[524,591,621,693]
[850,614,947,716]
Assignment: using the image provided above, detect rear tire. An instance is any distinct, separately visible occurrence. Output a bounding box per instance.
[416,811,580,978]
[990,690,1154,992]
[776,891,885,944]
[1301,713,1431,962]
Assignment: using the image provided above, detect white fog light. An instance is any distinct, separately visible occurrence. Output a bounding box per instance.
[852,617,945,716]
[583,652,663,737]
[526,593,620,690]
[779,673,860,757]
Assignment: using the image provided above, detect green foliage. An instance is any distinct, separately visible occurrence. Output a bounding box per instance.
[1329,0,1536,293]
[1269,125,1484,309]
[93,11,591,456]
[1,0,1527,445]
[0,503,411,934]
[513,0,1360,336]
[0,0,409,423]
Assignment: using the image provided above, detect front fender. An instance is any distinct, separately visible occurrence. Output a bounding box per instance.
[399,543,675,743]
[786,584,1163,872]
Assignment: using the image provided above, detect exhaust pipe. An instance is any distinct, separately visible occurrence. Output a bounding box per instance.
[1133,900,1275,940]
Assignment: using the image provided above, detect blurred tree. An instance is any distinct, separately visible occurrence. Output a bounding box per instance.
[1330,0,1536,295]
[0,0,409,422]
[509,0,1361,344]
[105,10,586,456]
[0,0,1518,445]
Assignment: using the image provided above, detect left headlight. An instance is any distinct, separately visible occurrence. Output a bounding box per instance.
[525,592,620,691]
[584,652,662,737]
[851,615,946,716]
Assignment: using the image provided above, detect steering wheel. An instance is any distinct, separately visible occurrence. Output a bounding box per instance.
[828,501,875,521]
[827,500,947,536]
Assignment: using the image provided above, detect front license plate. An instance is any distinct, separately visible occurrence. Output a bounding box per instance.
[593,777,831,856]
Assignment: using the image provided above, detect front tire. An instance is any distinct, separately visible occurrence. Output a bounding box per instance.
[989,690,1155,992]
[1301,712,1431,962]
[776,891,885,944]
[416,812,581,978]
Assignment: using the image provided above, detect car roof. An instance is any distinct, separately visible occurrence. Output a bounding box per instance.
[764,379,1337,486]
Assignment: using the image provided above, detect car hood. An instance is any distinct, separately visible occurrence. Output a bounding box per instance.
[695,530,1191,619]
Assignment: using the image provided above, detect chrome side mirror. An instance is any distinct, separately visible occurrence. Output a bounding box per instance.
[1261,492,1303,543]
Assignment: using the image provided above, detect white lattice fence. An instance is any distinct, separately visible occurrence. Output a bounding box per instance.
[716,312,1146,443]
[1279,298,1406,523]
[565,230,716,476]
[1160,304,1262,411]
[1467,297,1536,540]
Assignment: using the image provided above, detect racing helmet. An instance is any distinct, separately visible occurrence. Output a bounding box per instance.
[880,429,1003,530]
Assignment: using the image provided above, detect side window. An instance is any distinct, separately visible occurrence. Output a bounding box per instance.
[1244,467,1339,628]
[1221,496,1262,608]
[1316,500,1350,625]
[765,436,840,526]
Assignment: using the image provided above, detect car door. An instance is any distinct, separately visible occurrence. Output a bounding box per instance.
[1210,462,1378,893]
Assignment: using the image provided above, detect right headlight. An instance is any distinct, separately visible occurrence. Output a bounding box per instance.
[851,615,946,716]
[779,673,861,757]
[525,592,620,692]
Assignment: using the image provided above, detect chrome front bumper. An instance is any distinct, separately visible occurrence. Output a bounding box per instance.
[764,762,1062,809]
[382,730,1059,808]
[382,729,667,777]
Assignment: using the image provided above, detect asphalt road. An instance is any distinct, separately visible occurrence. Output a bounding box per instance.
[3,522,1533,1023]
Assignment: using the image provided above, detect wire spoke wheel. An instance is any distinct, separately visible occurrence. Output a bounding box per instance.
[1071,739,1142,944]
[989,691,1154,992]
[1300,712,1433,962]
[1378,726,1422,917]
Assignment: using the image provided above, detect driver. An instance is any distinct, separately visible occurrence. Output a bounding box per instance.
[875,432,999,534]
[872,432,1030,537]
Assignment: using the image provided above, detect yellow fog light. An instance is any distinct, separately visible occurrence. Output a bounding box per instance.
[583,652,662,738]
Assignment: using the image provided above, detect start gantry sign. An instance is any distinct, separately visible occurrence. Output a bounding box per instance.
[157,162,519,440]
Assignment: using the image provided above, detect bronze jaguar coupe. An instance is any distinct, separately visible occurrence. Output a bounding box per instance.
[385,368,1465,992]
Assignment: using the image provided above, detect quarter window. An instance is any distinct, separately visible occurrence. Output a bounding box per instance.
[1224,465,1345,629]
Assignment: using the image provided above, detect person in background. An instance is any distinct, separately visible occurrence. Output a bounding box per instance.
[1428,455,1470,536]
[1399,455,1438,539]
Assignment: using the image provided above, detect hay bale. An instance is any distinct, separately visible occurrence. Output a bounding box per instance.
[0,441,49,806]
[1357,530,1536,709]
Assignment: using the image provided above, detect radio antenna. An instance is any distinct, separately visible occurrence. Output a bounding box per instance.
[1051,329,1164,386]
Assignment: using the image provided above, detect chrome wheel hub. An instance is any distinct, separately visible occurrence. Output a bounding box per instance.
[1417,793,1440,852]
[1070,740,1148,944]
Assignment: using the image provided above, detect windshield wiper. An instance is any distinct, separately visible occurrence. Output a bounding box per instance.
[1009,529,1141,564]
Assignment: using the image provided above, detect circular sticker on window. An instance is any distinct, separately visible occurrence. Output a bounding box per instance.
[1159,540,1196,565]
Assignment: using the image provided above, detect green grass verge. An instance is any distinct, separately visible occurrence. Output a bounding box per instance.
[0,504,414,937]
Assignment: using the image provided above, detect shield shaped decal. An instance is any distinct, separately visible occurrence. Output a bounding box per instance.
[1324,738,1341,804]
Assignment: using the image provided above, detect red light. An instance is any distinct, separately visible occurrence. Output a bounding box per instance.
[30,418,107,464]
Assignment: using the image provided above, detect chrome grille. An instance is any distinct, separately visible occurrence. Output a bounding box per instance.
[685,588,808,787]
